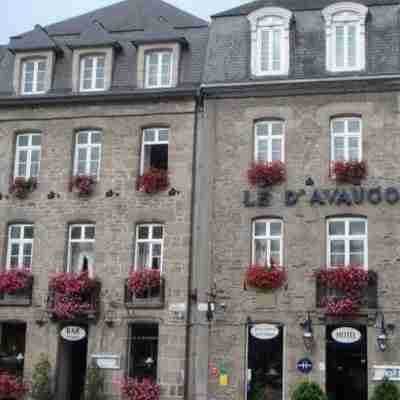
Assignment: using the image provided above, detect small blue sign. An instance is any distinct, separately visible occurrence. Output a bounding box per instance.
[297,358,313,374]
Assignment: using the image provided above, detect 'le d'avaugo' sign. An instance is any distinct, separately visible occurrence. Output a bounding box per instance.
[243,186,400,208]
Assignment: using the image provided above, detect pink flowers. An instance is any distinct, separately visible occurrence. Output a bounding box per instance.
[127,270,161,297]
[9,177,37,199]
[316,265,372,316]
[0,269,33,294]
[0,371,29,399]
[331,161,367,184]
[49,272,100,320]
[70,175,96,196]
[137,169,169,195]
[247,161,286,188]
[245,264,287,290]
[119,378,160,400]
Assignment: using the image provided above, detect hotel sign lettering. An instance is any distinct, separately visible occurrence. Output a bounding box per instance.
[243,187,400,208]
[373,366,400,381]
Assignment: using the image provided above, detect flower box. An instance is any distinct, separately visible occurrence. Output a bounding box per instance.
[316,266,377,316]
[331,161,367,184]
[0,270,33,306]
[9,178,37,200]
[137,168,169,194]
[125,270,164,309]
[247,161,286,188]
[0,372,28,400]
[70,175,97,196]
[119,378,160,400]
[47,272,101,321]
[245,264,287,290]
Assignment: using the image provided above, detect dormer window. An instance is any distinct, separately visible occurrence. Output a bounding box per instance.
[21,59,47,95]
[145,51,173,88]
[80,54,106,92]
[323,3,368,72]
[248,7,292,77]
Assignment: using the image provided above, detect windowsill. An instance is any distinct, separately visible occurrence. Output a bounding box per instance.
[79,88,106,93]
[20,91,47,96]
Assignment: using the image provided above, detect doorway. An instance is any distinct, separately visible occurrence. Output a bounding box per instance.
[326,325,367,400]
[56,325,88,400]
[247,324,284,400]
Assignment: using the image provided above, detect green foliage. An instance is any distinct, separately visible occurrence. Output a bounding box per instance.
[249,383,265,400]
[31,355,52,400]
[292,381,328,400]
[371,379,400,400]
[82,364,105,400]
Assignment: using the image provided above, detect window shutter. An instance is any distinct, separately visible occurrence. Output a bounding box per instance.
[260,30,270,72]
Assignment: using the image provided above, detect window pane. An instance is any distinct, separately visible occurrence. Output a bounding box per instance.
[32,135,41,146]
[90,161,99,176]
[71,226,82,240]
[152,226,163,239]
[78,148,87,162]
[24,82,33,93]
[255,239,267,265]
[137,243,150,270]
[18,163,27,177]
[25,62,34,73]
[17,136,29,147]
[348,119,361,133]
[10,226,21,239]
[96,78,105,89]
[350,240,364,254]
[24,226,34,239]
[270,239,280,253]
[271,123,283,136]
[11,244,20,256]
[138,226,149,240]
[348,137,359,161]
[91,147,100,161]
[270,222,282,236]
[335,25,345,68]
[10,256,19,269]
[350,253,363,266]
[271,139,282,161]
[85,226,95,240]
[256,123,269,136]
[77,133,88,144]
[260,30,270,71]
[332,120,345,134]
[19,150,28,162]
[350,221,365,235]
[334,137,345,161]
[144,130,155,143]
[91,132,101,144]
[272,29,281,71]
[31,150,40,163]
[38,61,46,71]
[331,254,345,266]
[329,221,345,235]
[31,162,40,178]
[331,240,345,253]
[78,161,87,175]
[254,222,267,237]
[161,53,172,86]
[23,243,32,256]
[348,25,357,67]
[257,139,268,162]
[158,130,169,142]
[70,242,94,275]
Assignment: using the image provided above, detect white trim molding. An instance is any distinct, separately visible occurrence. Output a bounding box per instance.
[322,2,368,72]
[248,7,293,77]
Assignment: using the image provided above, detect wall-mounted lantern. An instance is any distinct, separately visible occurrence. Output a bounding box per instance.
[300,312,314,351]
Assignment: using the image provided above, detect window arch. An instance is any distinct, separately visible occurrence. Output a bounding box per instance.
[322,2,368,72]
[330,116,362,162]
[254,120,285,162]
[252,218,283,266]
[248,7,292,76]
[327,217,368,269]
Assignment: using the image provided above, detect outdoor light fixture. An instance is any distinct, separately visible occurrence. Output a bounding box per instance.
[300,312,314,351]
[376,312,388,352]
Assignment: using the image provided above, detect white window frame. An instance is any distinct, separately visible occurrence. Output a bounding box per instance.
[14,133,41,179]
[21,59,47,95]
[67,224,95,276]
[6,224,34,270]
[323,2,368,72]
[79,54,106,92]
[331,117,362,162]
[73,130,102,179]
[252,219,283,266]
[134,224,164,272]
[255,120,285,162]
[144,51,174,89]
[140,128,169,174]
[327,218,368,269]
[248,7,292,77]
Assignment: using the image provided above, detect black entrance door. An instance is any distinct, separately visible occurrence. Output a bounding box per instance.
[56,325,88,400]
[326,325,367,400]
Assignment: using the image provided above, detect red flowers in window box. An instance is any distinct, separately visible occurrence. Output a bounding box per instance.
[331,161,367,184]
[70,175,97,196]
[245,263,287,290]
[48,272,100,321]
[0,269,32,295]
[0,371,29,400]
[127,270,162,298]
[247,161,286,188]
[9,177,37,199]
[316,265,372,316]
[119,378,160,400]
[137,168,169,195]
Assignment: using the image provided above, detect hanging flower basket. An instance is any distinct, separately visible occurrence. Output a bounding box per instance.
[48,272,100,321]
[137,168,169,195]
[0,371,29,400]
[245,264,287,290]
[70,175,97,196]
[315,265,372,316]
[119,378,160,400]
[247,161,286,188]
[127,270,162,298]
[0,270,33,295]
[9,177,37,199]
[331,161,367,184]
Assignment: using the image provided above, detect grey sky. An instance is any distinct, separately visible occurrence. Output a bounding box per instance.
[1,0,245,44]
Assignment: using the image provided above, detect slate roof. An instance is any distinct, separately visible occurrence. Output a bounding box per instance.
[213,0,400,17]
[0,0,209,98]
